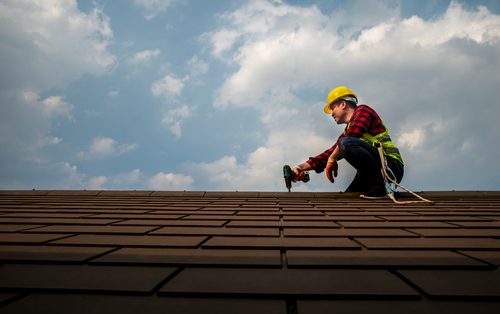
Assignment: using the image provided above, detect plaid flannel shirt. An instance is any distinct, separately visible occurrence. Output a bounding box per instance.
[307,105,388,173]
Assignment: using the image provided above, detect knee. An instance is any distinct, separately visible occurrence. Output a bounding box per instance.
[338,137,356,156]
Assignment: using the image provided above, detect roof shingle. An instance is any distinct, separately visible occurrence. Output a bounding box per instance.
[1,190,500,313]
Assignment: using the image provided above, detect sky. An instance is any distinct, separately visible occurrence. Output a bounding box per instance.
[1,0,500,192]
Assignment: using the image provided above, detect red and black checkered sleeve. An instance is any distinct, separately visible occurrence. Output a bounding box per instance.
[306,130,347,173]
[306,144,336,174]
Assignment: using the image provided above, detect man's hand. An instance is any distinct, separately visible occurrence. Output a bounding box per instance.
[326,157,338,183]
[292,166,302,182]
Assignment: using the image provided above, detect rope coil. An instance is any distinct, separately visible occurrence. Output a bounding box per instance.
[363,143,434,205]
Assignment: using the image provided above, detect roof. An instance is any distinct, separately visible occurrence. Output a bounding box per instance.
[0,190,500,313]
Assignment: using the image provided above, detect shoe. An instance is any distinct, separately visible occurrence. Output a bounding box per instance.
[360,187,388,200]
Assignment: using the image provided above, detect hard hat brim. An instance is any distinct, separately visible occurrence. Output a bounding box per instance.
[324,103,333,114]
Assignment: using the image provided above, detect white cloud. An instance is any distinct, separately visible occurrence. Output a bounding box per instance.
[187,55,209,77]
[152,71,195,138]
[41,95,74,119]
[111,169,142,185]
[148,172,194,190]
[152,74,190,101]
[89,137,116,156]
[87,176,108,190]
[78,136,138,160]
[208,28,241,56]
[21,92,75,119]
[0,161,109,190]
[460,139,474,153]
[108,90,119,97]
[55,162,87,188]
[162,104,196,138]
[117,143,139,155]
[0,92,71,155]
[42,136,62,146]
[398,129,423,151]
[33,136,62,151]
[190,0,500,191]
[166,105,191,120]
[128,49,161,65]
[0,1,116,92]
[2,0,500,193]
[182,124,339,191]
[134,0,182,19]
[0,0,116,174]
[122,41,135,47]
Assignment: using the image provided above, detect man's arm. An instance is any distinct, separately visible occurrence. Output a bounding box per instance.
[303,143,337,174]
[294,148,340,181]
[294,145,340,173]
[292,162,313,175]
[328,146,341,160]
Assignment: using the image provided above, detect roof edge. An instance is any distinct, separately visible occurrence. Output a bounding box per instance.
[0,190,499,199]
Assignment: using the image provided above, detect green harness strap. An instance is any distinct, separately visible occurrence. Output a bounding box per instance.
[345,121,404,165]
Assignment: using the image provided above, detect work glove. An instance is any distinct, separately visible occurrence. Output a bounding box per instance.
[326,157,338,183]
[292,166,302,182]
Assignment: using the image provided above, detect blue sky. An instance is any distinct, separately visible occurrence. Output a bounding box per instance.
[1,0,500,192]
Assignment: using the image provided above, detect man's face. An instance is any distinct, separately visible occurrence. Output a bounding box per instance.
[331,100,347,124]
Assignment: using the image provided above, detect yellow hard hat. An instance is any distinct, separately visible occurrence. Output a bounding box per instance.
[324,86,358,114]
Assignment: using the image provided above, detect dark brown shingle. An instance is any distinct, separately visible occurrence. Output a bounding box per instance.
[1,190,500,313]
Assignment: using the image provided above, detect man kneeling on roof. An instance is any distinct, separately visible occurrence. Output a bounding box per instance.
[293,86,404,199]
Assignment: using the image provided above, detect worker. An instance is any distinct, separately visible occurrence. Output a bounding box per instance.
[292,86,404,199]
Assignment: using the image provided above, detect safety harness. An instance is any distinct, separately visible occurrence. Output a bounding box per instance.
[364,141,434,204]
[345,121,403,165]
[347,121,432,204]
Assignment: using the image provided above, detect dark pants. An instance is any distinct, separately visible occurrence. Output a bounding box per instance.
[338,137,404,193]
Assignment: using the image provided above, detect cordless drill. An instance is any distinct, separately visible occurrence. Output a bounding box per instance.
[283,165,310,192]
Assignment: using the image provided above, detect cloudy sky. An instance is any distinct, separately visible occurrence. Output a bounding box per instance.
[1,0,499,192]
